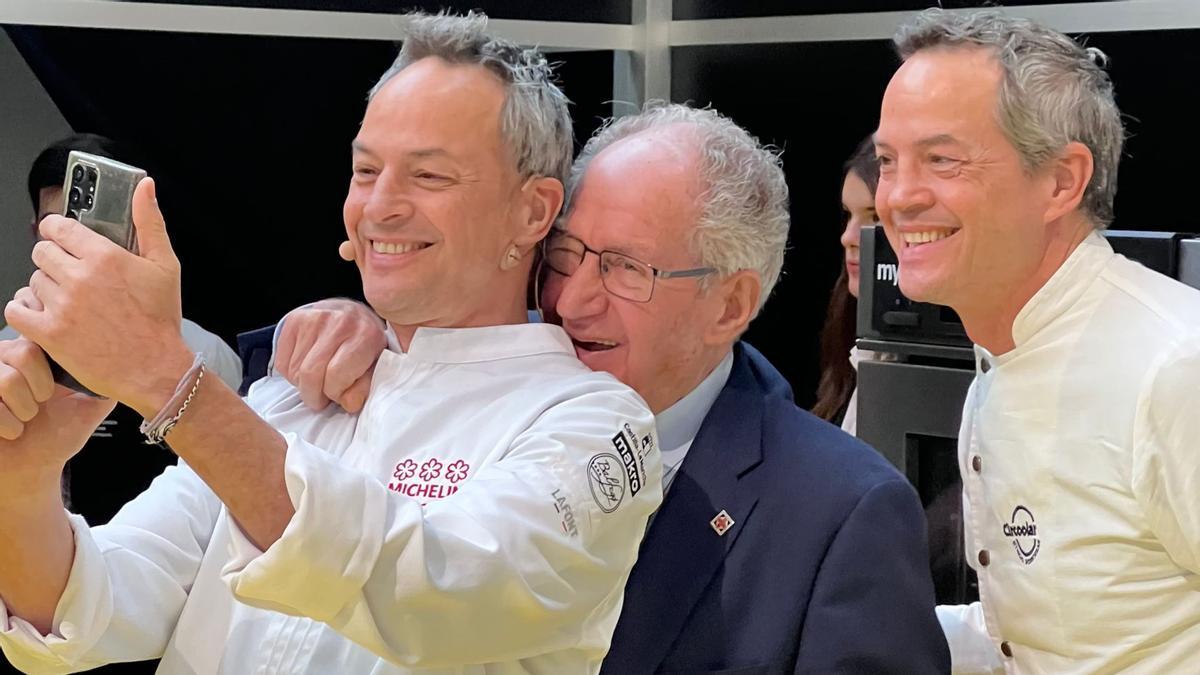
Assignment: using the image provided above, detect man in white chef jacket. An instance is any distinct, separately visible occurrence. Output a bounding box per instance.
[874,8,1200,673]
[0,11,661,675]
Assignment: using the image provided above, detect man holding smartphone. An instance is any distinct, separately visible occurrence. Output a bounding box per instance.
[0,12,660,675]
[1,133,242,526]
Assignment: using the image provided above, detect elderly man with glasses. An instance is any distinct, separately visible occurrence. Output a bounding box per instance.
[263,103,950,673]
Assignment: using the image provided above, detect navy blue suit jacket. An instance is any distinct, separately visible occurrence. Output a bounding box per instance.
[600,343,949,674]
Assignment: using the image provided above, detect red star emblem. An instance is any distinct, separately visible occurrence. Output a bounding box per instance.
[710,510,735,536]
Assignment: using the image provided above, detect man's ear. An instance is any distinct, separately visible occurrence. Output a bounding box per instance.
[704,270,762,346]
[1043,141,1093,225]
[513,176,565,251]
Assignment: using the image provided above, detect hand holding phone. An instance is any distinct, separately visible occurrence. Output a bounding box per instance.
[49,151,147,395]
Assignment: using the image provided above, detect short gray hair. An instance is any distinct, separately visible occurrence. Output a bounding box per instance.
[894,8,1124,227]
[566,104,790,314]
[370,11,573,183]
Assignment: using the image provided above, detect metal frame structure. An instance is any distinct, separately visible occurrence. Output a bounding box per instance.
[2,0,1197,114]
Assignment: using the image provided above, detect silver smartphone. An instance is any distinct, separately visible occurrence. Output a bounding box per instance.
[50,151,148,395]
[62,150,146,251]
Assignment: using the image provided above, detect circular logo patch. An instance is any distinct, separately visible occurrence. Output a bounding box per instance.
[1003,505,1040,565]
[587,453,627,513]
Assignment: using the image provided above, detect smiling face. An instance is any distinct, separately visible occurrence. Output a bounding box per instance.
[874,47,1058,314]
[539,129,732,413]
[343,57,529,329]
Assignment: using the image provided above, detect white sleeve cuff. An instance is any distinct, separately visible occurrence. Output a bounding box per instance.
[220,433,397,622]
[0,513,113,672]
[221,511,266,578]
[936,603,1005,674]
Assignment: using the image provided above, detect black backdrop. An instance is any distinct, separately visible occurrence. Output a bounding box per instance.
[4,1,1200,672]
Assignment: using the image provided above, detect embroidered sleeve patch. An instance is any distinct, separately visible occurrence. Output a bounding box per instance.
[612,429,643,499]
[587,453,627,513]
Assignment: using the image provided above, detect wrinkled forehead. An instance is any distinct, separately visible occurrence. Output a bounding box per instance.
[565,131,704,258]
[358,58,510,165]
[877,48,1006,148]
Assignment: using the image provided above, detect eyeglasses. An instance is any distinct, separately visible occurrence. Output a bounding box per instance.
[541,231,717,303]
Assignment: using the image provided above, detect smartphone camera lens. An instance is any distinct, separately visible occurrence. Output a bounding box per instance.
[69,186,82,206]
[84,193,94,209]
[66,209,79,220]
[72,165,85,183]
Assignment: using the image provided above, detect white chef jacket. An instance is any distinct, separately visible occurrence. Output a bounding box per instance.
[938,233,1200,673]
[0,322,662,674]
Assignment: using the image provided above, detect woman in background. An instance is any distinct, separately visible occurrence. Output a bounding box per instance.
[812,137,882,433]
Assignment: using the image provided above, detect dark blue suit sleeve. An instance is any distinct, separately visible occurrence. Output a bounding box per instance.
[795,478,950,674]
[235,324,278,396]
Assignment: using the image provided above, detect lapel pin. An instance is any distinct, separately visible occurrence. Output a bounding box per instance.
[710,509,735,536]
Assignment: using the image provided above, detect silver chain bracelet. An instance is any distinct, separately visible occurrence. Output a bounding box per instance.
[140,354,206,446]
